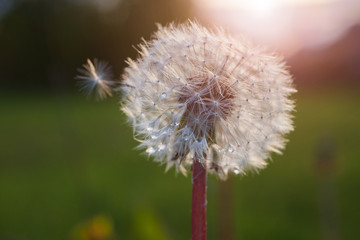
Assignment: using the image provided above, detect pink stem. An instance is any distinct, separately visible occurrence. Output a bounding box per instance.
[192,160,207,240]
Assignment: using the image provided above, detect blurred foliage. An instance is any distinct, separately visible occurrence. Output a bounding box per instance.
[0,0,193,92]
[0,89,359,239]
[72,215,114,240]
[131,206,171,240]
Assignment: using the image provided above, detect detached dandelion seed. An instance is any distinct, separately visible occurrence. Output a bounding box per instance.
[77,58,114,100]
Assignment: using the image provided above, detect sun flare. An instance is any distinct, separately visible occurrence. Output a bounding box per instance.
[193,0,356,55]
[199,0,337,9]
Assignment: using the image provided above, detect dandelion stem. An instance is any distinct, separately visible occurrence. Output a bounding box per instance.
[192,159,207,240]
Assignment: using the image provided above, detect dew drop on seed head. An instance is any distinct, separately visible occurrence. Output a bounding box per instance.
[228,147,234,153]
[146,147,156,154]
[158,144,165,151]
[161,92,167,99]
[234,168,241,174]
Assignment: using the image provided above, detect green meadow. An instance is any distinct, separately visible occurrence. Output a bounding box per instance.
[1,89,359,240]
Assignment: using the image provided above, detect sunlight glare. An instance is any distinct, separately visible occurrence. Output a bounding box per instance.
[193,0,358,55]
[198,0,337,9]
[248,0,279,17]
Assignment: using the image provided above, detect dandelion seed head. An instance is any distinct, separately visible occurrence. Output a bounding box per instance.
[121,21,296,179]
[77,58,114,100]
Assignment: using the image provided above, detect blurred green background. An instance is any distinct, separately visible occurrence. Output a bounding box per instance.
[1,0,360,239]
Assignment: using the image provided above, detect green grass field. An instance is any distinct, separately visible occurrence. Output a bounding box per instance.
[1,89,359,240]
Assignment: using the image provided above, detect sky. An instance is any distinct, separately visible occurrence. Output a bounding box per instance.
[193,0,360,55]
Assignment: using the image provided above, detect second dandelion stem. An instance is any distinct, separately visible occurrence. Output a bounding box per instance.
[192,159,207,240]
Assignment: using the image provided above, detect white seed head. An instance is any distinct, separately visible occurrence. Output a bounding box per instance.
[121,21,296,179]
[77,58,114,100]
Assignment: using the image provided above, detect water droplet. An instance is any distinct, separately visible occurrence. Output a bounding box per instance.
[228,147,234,153]
[234,168,241,174]
[146,123,154,131]
[161,92,167,99]
[146,147,155,154]
[158,144,165,151]
[151,134,157,139]
[174,120,180,126]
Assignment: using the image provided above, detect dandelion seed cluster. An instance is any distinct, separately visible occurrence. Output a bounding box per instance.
[121,21,296,179]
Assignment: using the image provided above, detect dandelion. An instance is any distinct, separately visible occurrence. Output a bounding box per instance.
[77,58,114,100]
[79,20,296,240]
[119,20,296,239]
[121,21,296,178]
